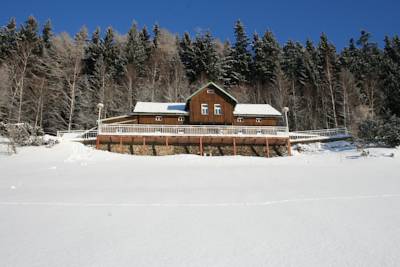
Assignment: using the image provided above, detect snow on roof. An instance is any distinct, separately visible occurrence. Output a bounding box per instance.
[133,102,188,115]
[233,104,282,117]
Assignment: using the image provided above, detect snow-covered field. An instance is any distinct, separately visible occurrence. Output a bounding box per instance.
[0,140,400,267]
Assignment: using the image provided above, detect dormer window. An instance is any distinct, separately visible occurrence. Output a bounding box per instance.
[207,89,215,94]
[201,104,208,115]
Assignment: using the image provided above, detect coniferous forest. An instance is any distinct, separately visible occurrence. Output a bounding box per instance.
[0,16,399,140]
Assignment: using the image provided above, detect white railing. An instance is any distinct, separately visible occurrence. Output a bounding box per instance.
[57,125,350,143]
[57,128,98,140]
[99,124,288,138]
[289,127,350,142]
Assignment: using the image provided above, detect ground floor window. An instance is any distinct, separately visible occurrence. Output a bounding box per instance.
[256,118,262,123]
[178,116,185,122]
[237,117,244,122]
[155,116,162,121]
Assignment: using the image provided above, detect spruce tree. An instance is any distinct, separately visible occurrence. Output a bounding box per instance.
[124,22,146,76]
[140,26,152,60]
[192,31,221,82]
[179,32,196,82]
[282,41,307,130]
[318,33,339,127]
[220,41,237,86]
[42,20,52,50]
[0,17,17,63]
[84,27,103,75]
[152,23,160,48]
[231,20,251,84]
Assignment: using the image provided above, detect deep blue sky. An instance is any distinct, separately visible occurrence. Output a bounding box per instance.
[2,0,399,49]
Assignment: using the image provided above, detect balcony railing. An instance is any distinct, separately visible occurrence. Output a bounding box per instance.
[98,124,289,138]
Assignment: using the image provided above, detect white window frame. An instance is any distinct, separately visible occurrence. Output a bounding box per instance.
[237,117,244,122]
[214,104,222,115]
[178,116,185,122]
[201,104,208,115]
[207,89,215,94]
[256,118,262,123]
[155,116,162,121]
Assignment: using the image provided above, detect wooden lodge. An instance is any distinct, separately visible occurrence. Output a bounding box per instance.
[96,82,291,157]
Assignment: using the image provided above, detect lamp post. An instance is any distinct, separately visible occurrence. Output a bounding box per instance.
[283,107,289,133]
[97,103,104,125]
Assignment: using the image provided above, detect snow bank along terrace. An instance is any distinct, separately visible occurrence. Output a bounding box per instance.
[61,82,350,156]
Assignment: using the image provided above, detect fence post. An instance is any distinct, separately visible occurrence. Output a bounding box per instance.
[265,138,270,158]
[287,138,292,156]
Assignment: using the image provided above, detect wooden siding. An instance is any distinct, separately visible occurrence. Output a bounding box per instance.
[188,84,235,124]
[233,116,279,126]
[137,115,187,125]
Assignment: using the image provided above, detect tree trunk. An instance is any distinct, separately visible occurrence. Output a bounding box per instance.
[326,61,338,127]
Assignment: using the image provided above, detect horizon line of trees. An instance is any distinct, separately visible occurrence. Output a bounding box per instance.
[0,16,399,136]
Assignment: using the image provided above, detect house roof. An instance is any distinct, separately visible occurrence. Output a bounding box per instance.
[186,82,238,104]
[133,102,189,115]
[233,104,282,117]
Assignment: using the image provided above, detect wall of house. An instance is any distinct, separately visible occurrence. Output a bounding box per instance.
[101,115,139,124]
[137,115,187,125]
[188,85,235,125]
[233,116,279,126]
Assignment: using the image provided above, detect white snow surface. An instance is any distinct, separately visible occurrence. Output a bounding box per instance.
[0,141,400,266]
[233,103,282,117]
[133,102,188,115]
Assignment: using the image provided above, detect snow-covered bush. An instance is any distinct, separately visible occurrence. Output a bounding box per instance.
[358,116,400,147]
[0,122,58,147]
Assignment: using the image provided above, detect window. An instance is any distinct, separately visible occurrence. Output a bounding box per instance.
[201,104,208,115]
[207,89,215,94]
[214,104,222,115]
[256,118,262,123]
[155,116,162,121]
[237,117,243,122]
[178,116,185,122]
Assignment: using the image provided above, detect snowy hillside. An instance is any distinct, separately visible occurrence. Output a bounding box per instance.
[0,141,399,266]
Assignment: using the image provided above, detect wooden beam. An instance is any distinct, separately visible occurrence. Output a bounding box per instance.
[287,138,292,156]
[95,136,100,149]
[233,138,237,156]
[165,136,169,147]
[265,137,270,158]
[199,136,203,156]
[143,136,146,146]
